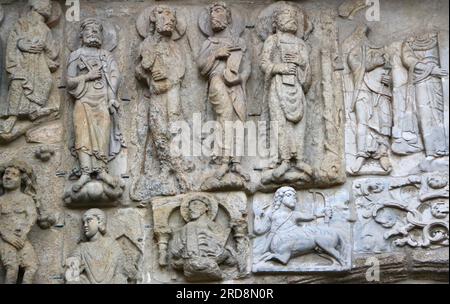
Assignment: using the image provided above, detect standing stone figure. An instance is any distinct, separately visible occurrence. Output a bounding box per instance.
[136,5,190,192]
[260,4,312,180]
[389,41,422,155]
[170,195,237,281]
[348,44,392,174]
[0,161,39,284]
[65,209,126,284]
[253,187,345,266]
[1,0,59,134]
[197,2,251,182]
[402,32,449,158]
[67,18,125,193]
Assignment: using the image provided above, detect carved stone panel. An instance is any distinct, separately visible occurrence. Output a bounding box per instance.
[0,0,448,285]
[252,187,353,272]
[152,192,249,282]
[0,0,62,145]
[354,173,449,253]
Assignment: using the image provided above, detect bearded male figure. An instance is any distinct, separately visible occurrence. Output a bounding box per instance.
[260,5,312,180]
[67,18,125,193]
[197,2,251,182]
[136,5,190,192]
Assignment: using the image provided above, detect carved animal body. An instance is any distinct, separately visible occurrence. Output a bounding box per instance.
[260,224,346,266]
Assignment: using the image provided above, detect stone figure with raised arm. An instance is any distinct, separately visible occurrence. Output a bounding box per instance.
[254,187,346,266]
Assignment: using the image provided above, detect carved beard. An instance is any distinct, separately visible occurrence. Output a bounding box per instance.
[84,36,102,48]
[211,17,228,32]
[156,23,175,36]
[277,19,298,34]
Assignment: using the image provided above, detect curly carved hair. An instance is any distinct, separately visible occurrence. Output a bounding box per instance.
[209,1,232,24]
[273,186,297,210]
[0,159,36,197]
[148,5,177,36]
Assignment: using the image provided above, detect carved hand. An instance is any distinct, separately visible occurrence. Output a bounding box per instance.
[432,67,448,77]
[152,69,167,81]
[283,53,303,66]
[18,39,44,54]
[215,46,231,60]
[109,99,120,110]
[86,68,102,81]
[273,63,297,75]
[381,74,391,86]
[1,232,25,250]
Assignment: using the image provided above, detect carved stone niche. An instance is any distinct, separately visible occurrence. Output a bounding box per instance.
[63,18,127,208]
[353,172,449,254]
[152,192,249,282]
[63,208,145,284]
[254,2,346,192]
[252,187,353,272]
[0,0,62,145]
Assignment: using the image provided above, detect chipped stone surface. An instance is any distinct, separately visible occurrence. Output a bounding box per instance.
[0,0,448,284]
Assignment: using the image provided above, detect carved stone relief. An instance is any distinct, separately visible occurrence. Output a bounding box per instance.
[252,186,353,272]
[63,18,126,207]
[197,2,251,192]
[354,173,449,253]
[0,160,54,284]
[0,0,448,284]
[254,2,346,192]
[132,5,192,199]
[0,0,62,145]
[152,192,249,282]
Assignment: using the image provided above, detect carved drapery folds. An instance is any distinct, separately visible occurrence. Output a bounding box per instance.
[0,0,61,145]
[63,18,126,207]
[256,2,346,191]
[152,192,249,282]
[131,5,192,200]
[0,0,448,284]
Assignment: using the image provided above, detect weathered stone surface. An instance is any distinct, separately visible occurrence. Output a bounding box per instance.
[0,0,448,284]
[152,192,249,282]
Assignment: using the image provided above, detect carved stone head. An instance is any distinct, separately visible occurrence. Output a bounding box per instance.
[82,208,107,240]
[274,186,297,210]
[188,199,209,221]
[209,2,231,32]
[80,18,104,48]
[29,0,52,20]
[273,6,298,34]
[0,160,36,196]
[150,5,177,37]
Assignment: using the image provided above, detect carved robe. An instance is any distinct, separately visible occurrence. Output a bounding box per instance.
[260,32,311,161]
[69,236,126,284]
[4,11,59,118]
[390,42,422,154]
[402,33,448,157]
[170,218,231,280]
[67,47,124,167]
[197,36,250,124]
[348,45,392,159]
[136,36,185,170]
